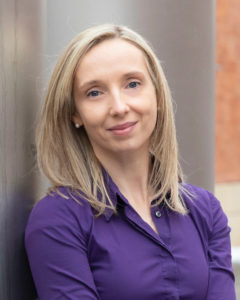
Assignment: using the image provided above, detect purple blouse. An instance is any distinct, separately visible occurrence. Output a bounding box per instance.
[25,173,236,300]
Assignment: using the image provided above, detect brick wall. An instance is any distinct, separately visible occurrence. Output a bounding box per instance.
[216,0,240,183]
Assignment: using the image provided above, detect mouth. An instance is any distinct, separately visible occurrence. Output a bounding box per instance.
[108,121,138,130]
[107,121,138,135]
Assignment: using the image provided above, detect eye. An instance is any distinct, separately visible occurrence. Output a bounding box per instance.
[127,81,140,89]
[87,90,101,98]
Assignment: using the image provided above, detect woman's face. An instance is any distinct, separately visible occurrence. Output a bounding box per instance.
[72,38,158,159]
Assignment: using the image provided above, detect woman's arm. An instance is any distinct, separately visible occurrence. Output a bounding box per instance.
[206,192,236,300]
[25,192,100,300]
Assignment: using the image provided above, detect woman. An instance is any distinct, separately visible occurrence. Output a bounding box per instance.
[25,24,236,299]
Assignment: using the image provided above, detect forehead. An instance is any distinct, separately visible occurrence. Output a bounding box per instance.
[75,38,148,80]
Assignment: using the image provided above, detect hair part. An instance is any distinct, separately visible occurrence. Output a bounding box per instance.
[36,23,189,216]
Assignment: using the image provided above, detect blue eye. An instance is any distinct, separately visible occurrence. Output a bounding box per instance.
[128,81,140,88]
[87,90,100,97]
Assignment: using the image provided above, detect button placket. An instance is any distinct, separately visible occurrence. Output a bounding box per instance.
[124,206,167,246]
[151,205,172,251]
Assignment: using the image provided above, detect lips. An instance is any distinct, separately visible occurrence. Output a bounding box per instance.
[108,121,138,131]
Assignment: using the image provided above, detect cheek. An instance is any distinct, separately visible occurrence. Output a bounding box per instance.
[77,104,106,129]
[150,111,158,133]
[143,96,158,119]
[145,99,158,130]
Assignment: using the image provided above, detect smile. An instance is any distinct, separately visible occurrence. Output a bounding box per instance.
[107,121,138,136]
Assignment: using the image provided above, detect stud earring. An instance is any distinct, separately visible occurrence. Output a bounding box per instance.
[75,123,80,128]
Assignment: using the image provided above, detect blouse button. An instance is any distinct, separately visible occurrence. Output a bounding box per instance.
[155,210,161,218]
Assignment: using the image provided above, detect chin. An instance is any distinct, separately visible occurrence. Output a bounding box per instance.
[112,140,149,154]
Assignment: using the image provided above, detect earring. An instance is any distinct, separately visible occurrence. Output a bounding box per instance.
[75,123,80,128]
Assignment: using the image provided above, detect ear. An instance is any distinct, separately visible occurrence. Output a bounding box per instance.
[71,112,83,127]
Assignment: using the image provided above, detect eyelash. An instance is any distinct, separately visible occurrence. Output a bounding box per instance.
[86,81,141,98]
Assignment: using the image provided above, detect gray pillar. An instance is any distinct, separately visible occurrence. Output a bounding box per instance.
[0,0,43,299]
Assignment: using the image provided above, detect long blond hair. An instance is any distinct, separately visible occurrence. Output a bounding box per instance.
[36,23,188,216]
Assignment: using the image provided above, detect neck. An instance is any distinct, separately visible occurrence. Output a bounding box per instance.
[96,148,151,206]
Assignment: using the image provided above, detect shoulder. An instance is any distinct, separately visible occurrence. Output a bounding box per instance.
[25,187,94,243]
[182,183,217,211]
[181,183,229,239]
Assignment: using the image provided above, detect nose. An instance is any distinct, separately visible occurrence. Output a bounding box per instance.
[109,90,130,117]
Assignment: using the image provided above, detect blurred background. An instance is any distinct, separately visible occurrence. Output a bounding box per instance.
[0,0,239,298]
[215,0,240,247]
[215,0,240,297]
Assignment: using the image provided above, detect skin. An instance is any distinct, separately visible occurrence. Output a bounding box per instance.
[72,38,158,233]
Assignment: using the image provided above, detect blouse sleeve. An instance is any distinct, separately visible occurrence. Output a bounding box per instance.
[24,192,100,300]
[206,192,236,300]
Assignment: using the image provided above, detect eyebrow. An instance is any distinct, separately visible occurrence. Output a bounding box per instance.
[79,80,101,91]
[78,71,145,91]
